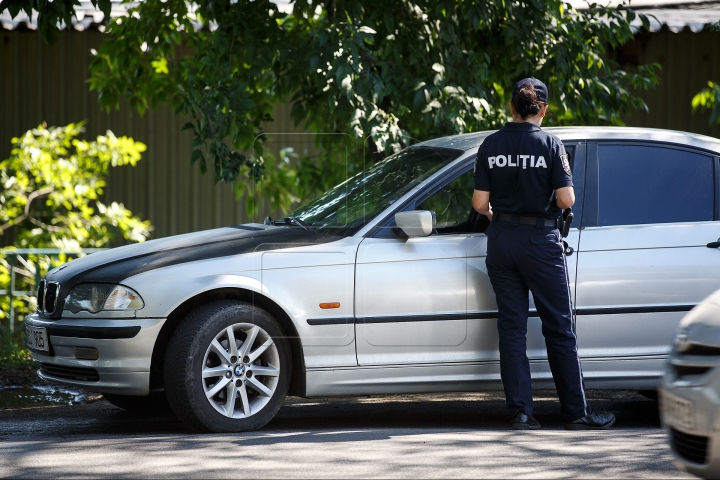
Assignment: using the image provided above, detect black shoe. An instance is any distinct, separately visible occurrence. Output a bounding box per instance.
[511,413,541,430]
[565,408,616,430]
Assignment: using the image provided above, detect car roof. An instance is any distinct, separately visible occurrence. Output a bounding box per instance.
[417,126,720,154]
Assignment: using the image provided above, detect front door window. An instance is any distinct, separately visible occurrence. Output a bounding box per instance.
[417,169,485,234]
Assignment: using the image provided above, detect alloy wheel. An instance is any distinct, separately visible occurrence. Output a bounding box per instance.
[201,323,280,418]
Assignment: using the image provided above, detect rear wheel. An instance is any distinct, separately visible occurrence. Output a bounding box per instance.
[164,300,291,433]
[102,392,170,412]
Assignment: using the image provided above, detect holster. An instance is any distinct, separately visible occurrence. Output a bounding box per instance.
[560,208,574,238]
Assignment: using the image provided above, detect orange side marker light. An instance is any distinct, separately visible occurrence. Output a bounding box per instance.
[319,302,341,309]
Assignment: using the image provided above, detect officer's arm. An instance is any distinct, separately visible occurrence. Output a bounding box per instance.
[472,190,493,220]
[556,186,575,209]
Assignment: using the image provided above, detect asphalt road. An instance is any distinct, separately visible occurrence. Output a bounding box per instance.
[0,390,692,479]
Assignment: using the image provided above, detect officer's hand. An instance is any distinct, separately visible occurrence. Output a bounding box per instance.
[485,210,493,222]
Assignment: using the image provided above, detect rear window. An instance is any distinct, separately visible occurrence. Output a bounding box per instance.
[598,145,714,226]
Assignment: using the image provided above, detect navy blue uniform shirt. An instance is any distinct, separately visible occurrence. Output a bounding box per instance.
[474,122,572,219]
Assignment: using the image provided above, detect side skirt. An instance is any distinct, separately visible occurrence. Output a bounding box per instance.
[304,356,666,397]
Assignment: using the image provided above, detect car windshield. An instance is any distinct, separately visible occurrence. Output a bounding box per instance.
[288,146,463,236]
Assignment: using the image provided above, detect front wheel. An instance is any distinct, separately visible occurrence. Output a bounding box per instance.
[164,300,291,432]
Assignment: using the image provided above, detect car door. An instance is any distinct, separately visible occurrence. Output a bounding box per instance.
[574,142,720,385]
[355,144,585,369]
[355,166,480,366]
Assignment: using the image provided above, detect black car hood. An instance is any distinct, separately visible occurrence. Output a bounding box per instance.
[40,225,344,319]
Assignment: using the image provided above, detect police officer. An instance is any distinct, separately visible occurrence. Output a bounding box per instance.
[472,78,615,430]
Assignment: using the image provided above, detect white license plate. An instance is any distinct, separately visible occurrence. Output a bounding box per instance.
[661,390,696,430]
[25,325,49,353]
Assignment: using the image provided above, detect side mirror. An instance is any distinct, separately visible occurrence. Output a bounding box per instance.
[395,210,435,237]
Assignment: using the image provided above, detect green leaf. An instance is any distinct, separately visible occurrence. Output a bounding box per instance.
[191,148,205,165]
[151,57,169,74]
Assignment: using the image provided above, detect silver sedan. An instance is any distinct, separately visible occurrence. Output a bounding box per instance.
[661,288,720,477]
[25,126,720,432]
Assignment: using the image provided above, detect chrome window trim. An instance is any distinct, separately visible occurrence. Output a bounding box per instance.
[589,137,720,157]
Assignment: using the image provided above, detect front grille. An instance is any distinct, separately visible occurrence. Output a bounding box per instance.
[39,363,99,382]
[44,282,58,314]
[37,281,45,312]
[670,427,709,465]
[672,364,712,379]
[37,280,60,315]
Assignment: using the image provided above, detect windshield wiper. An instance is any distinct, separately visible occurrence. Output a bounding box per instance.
[264,215,316,233]
[283,216,316,233]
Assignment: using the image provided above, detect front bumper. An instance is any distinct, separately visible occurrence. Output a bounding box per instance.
[25,314,165,395]
[660,359,720,478]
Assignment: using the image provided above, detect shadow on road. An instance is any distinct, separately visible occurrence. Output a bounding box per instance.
[0,391,683,479]
[0,390,659,438]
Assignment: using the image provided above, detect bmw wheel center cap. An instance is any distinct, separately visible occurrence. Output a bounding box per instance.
[234,365,244,377]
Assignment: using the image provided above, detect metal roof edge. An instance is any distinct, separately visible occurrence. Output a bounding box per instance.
[3,0,719,32]
[418,127,720,152]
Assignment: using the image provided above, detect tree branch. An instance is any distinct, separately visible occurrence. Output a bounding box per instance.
[28,216,64,232]
[0,186,54,232]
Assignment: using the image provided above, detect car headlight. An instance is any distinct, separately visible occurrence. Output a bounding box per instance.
[65,284,144,314]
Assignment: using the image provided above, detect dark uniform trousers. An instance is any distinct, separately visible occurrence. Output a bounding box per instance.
[485,218,589,422]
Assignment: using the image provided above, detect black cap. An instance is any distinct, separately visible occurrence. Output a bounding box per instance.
[512,78,548,103]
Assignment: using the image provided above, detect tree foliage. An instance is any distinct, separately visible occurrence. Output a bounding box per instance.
[692,23,720,127]
[0,0,112,43]
[692,81,720,127]
[0,123,151,364]
[0,123,151,249]
[3,0,660,214]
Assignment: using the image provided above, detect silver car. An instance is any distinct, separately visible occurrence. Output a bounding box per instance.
[24,127,720,432]
[661,288,720,478]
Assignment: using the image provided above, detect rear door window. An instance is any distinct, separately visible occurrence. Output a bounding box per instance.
[598,145,714,226]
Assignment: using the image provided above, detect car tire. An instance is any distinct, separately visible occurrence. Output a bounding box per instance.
[638,389,658,401]
[102,392,170,412]
[163,300,291,433]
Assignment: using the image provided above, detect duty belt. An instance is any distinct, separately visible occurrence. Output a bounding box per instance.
[496,213,557,228]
